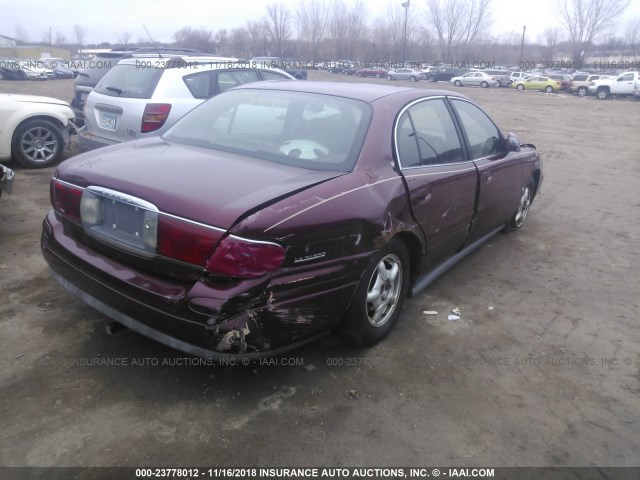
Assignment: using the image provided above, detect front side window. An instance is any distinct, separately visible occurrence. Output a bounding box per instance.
[451,99,505,159]
[163,89,371,172]
[395,98,464,167]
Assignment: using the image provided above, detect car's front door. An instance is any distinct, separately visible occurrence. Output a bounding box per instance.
[395,97,478,270]
[610,72,636,95]
[449,98,524,241]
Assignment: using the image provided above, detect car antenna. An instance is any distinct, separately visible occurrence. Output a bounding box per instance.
[143,24,162,58]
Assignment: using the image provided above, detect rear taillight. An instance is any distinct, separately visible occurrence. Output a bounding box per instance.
[51,179,83,223]
[141,103,171,133]
[157,215,223,266]
[206,235,285,279]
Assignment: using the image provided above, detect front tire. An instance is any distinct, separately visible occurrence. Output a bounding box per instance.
[481,80,489,88]
[344,239,410,347]
[509,179,534,230]
[387,75,393,80]
[577,86,587,96]
[12,119,64,168]
[545,85,553,93]
[516,84,524,91]
[409,75,417,82]
[454,80,462,87]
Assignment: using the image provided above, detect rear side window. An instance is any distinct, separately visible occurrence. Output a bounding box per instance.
[183,71,216,99]
[217,70,260,92]
[94,64,163,99]
[260,70,291,81]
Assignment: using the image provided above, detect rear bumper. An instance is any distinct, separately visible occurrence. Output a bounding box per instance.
[78,126,120,152]
[41,211,365,358]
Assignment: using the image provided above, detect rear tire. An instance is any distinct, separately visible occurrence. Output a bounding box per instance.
[596,88,609,99]
[387,75,393,80]
[577,86,587,96]
[344,238,409,347]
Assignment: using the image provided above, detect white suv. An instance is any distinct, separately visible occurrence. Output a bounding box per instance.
[78,56,295,151]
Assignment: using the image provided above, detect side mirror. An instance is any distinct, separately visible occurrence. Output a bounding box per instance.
[506,132,521,152]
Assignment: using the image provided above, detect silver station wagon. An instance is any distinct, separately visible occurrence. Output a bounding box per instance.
[78,56,295,151]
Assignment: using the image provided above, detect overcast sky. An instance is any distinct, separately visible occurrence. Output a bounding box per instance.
[1,0,639,47]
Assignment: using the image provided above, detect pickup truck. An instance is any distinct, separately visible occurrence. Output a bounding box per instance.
[589,71,640,99]
[634,80,640,99]
[249,57,307,79]
[569,74,609,96]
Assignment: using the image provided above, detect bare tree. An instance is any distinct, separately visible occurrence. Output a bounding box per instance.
[229,27,249,58]
[117,32,133,48]
[73,25,87,46]
[14,24,29,43]
[542,28,560,61]
[246,20,270,56]
[328,0,366,59]
[41,29,53,46]
[214,29,229,56]
[383,3,421,61]
[264,3,292,56]
[627,17,640,61]
[557,0,630,64]
[295,0,328,61]
[344,0,367,59]
[426,0,492,63]
[54,31,67,46]
[328,0,349,57]
[173,27,214,52]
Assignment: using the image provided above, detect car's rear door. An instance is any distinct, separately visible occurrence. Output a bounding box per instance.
[449,98,524,241]
[395,97,478,270]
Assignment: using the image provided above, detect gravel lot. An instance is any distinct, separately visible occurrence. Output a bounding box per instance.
[1,73,639,469]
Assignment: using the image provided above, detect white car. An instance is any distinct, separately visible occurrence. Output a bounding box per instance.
[79,56,294,151]
[18,61,53,80]
[450,71,498,87]
[0,94,75,168]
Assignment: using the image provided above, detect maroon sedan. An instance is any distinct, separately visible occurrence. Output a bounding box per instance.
[42,81,542,359]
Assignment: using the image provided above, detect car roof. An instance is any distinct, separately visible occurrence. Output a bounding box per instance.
[232,80,470,103]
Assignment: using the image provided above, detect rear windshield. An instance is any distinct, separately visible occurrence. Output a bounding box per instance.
[163,89,372,172]
[93,64,163,99]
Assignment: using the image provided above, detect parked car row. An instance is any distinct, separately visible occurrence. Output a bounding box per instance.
[0,58,77,81]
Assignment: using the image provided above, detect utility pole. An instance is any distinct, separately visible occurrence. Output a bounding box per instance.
[402,0,410,65]
[519,25,527,66]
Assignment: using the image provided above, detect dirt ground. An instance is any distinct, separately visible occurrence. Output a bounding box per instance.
[0,72,639,470]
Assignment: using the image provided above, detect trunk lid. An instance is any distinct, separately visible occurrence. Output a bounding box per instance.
[55,138,345,230]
